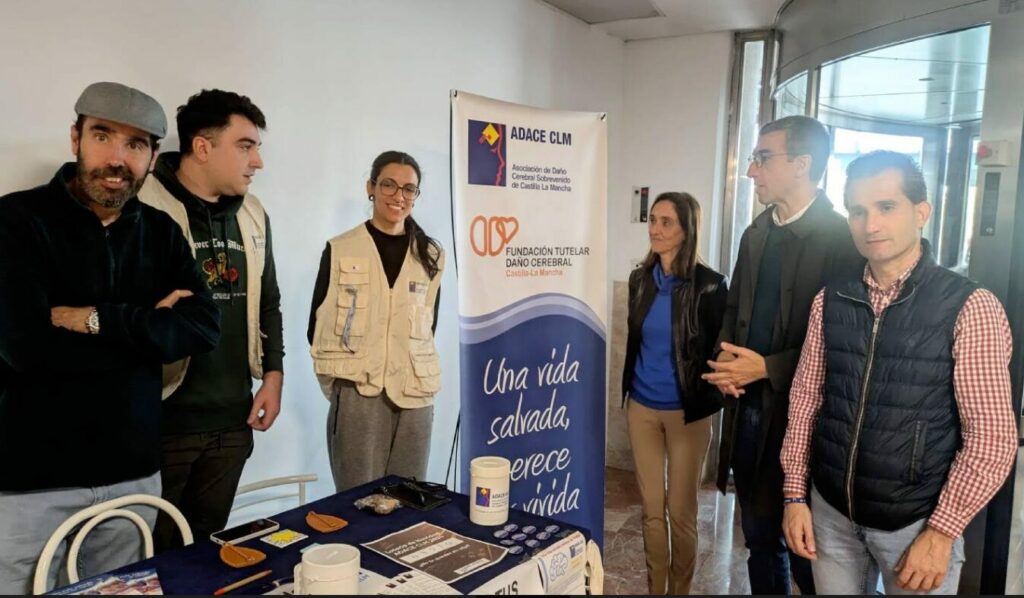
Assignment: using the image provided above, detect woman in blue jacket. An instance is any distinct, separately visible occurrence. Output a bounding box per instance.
[621,192,727,595]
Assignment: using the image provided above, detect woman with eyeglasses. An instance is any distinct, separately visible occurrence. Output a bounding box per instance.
[621,192,727,595]
[308,150,444,492]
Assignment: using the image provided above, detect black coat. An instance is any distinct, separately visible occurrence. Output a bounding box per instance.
[715,193,863,514]
[622,262,728,423]
[0,165,220,491]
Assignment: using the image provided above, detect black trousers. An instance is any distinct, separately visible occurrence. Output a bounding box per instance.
[732,404,816,595]
[154,426,253,552]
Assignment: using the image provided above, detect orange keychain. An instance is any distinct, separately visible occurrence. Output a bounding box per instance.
[306,511,348,533]
[219,543,267,568]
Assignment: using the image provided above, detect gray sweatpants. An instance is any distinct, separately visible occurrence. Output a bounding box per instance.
[326,380,433,492]
[0,472,161,594]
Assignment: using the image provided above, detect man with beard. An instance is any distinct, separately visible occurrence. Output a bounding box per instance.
[0,82,220,593]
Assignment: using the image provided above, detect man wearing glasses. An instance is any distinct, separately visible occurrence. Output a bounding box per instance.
[137,89,285,552]
[703,115,862,594]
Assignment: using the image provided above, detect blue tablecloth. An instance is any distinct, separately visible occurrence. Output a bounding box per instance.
[64,476,589,595]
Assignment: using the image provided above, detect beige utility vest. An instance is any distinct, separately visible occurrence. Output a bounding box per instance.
[138,176,268,399]
[310,224,444,409]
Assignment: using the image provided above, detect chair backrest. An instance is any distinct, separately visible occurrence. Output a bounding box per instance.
[33,494,192,595]
[232,474,318,515]
[585,539,604,595]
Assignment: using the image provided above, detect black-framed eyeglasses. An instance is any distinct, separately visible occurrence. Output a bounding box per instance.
[747,151,794,168]
[374,177,421,200]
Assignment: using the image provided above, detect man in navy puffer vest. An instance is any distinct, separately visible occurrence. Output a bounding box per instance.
[780,151,1016,594]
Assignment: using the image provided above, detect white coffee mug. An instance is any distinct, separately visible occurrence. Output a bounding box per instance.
[293,543,360,595]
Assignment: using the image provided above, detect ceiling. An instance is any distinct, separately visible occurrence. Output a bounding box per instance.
[543,1,989,127]
[541,0,787,41]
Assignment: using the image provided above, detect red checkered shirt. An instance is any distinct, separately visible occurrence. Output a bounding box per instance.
[781,257,1018,538]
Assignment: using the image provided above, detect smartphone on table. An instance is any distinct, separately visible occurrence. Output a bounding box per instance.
[210,518,280,545]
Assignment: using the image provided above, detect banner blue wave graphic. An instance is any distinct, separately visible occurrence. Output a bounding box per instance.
[459,293,606,345]
[459,299,606,547]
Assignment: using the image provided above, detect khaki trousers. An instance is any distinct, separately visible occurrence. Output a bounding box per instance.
[627,399,712,595]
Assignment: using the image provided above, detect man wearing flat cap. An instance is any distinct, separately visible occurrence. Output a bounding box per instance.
[0,82,221,593]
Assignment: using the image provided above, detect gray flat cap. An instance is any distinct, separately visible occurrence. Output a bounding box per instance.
[74,82,167,139]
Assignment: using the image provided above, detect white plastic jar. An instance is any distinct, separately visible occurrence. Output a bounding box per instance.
[469,456,511,525]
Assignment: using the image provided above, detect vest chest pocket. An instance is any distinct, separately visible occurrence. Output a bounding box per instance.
[406,300,439,395]
[405,352,442,397]
[332,257,370,353]
[409,304,434,342]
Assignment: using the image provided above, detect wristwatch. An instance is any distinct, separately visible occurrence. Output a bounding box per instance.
[86,308,100,335]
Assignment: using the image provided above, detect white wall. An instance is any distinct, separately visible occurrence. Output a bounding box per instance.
[611,32,733,282]
[0,0,625,505]
[604,32,733,474]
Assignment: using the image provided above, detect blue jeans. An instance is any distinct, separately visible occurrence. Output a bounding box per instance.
[810,486,965,595]
[0,473,161,594]
[733,405,816,595]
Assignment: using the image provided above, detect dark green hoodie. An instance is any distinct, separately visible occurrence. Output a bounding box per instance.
[153,153,284,434]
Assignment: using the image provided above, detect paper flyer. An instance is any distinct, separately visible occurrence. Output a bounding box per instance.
[534,531,587,595]
[49,568,162,595]
[363,522,507,583]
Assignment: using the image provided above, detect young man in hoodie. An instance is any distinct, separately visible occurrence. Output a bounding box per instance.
[138,89,285,551]
[0,82,220,593]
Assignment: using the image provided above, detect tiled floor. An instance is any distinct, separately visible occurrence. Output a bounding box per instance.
[603,467,751,595]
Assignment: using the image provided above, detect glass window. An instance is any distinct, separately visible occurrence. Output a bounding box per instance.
[814,24,989,269]
[817,27,988,127]
[775,72,808,119]
[824,128,925,215]
[959,136,981,269]
[726,39,766,271]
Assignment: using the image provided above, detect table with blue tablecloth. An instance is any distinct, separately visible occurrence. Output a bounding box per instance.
[50,476,602,595]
